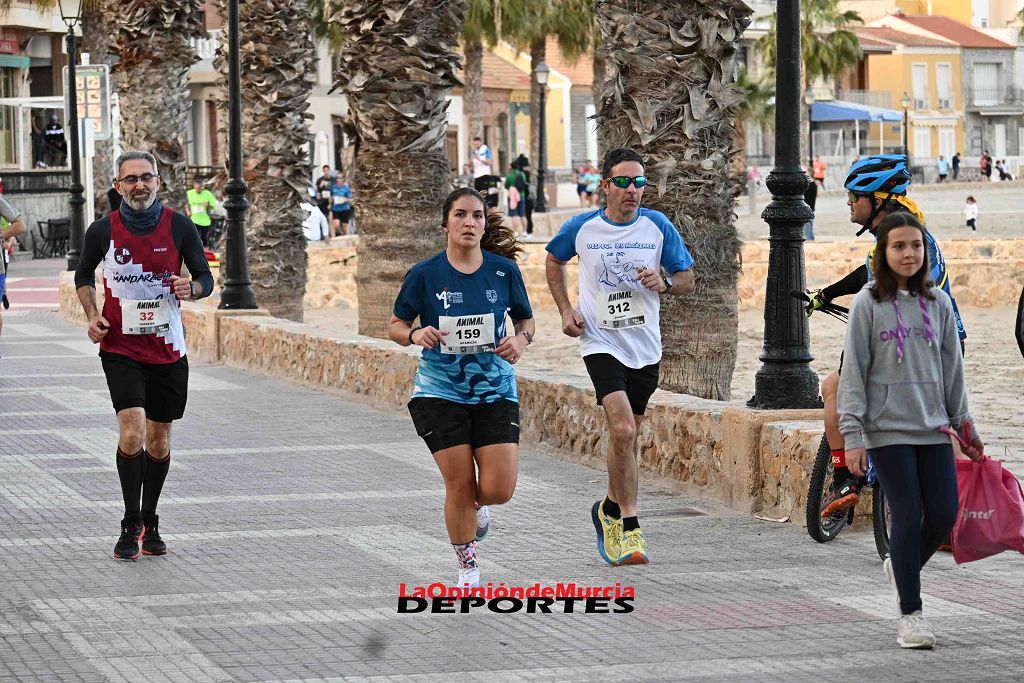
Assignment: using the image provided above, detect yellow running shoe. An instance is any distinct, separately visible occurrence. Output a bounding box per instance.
[618,528,649,565]
[591,499,623,565]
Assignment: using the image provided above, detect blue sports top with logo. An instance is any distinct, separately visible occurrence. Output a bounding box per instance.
[546,208,694,369]
[393,250,533,404]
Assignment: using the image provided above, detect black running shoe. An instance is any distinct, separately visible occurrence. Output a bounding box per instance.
[114,520,145,560]
[141,517,167,556]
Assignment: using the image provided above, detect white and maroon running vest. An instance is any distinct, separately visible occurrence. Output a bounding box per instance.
[100,208,186,363]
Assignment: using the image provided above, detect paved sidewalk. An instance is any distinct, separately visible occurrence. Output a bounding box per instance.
[1,310,1022,682]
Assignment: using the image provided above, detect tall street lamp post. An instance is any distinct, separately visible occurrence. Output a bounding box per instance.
[749,0,820,409]
[218,0,257,310]
[58,0,85,272]
[534,61,549,213]
[900,91,911,159]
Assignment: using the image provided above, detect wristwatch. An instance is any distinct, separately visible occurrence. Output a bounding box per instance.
[660,277,673,295]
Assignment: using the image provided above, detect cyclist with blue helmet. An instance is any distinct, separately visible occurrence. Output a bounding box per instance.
[809,154,967,517]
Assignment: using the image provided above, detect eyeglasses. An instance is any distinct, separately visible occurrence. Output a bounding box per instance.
[847,190,870,203]
[116,173,159,185]
[606,175,648,189]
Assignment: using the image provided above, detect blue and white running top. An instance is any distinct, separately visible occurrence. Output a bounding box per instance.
[393,250,533,404]
[546,208,694,368]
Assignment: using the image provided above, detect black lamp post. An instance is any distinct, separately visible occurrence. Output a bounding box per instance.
[58,0,85,272]
[534,61,549,213]
[900,91,911,159]
[805,91,815,169]
[218,0,257,310]
[748,0,820,409]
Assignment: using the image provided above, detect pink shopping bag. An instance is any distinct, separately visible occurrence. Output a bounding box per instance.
[952,457,1024,564]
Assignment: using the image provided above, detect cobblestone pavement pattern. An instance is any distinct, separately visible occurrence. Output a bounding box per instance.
[2,310,1023,682]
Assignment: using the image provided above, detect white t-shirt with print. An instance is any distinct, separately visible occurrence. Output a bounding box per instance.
[546,208,694,368]
[471,144,493,178]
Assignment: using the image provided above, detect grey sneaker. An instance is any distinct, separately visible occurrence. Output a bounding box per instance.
[897,611,936,649]
[474,503,490,542]
[883,556,900,617]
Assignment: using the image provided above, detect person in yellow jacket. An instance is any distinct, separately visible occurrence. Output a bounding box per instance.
[185,179,219,247]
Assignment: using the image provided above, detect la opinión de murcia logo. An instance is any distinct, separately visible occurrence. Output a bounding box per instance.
[397,582,635,614]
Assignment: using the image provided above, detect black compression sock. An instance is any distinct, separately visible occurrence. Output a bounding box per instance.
[602,497,621,519]
[116,447,145,524]
[141,451,170,524]
[623,516,640,532]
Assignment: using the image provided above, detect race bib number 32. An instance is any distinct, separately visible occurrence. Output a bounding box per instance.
[121,298,171,335]
[438,314,496,355]
[596,289,645,329]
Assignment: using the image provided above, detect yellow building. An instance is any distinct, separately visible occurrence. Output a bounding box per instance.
[854,25,965,161]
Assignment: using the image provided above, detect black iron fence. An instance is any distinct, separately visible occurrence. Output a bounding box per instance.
[0,171,72,195]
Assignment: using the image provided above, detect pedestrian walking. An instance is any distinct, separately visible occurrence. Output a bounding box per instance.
[980,150,992,182]
[315,165,333,218]
[951,152,960,181]
[803,179,817,241]
[330,174,354,236]
[389,187,535,589]
[0,192,28,339]
[812,155,827,189]
[514,155,535,235]
[935,155,948,183]
[185,178,219,247]
[505,159,529,235]
[74,150,214,561]
[839,212,983,649]
[963,195,978,231]
[471,136,495,205]
[545,148,695,566]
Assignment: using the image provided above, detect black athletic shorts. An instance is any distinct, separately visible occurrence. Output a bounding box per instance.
[100,351,189,423]
[408,397,519,453]
[583,353,660,415]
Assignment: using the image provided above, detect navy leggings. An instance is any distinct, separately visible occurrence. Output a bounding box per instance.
[869,443,958,615]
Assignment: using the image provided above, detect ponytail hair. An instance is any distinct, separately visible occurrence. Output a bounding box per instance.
[441,187,523,261]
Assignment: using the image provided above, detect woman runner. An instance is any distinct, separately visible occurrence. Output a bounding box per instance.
[839,213,983,649]
[389,187,535,588]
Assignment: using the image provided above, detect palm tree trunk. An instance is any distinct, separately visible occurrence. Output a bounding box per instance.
[326,0,466,338]
[81,0,115,202]
[214,0,315,321]
[529,37,545,167]
[108,2,202,212]
[464,35,485,141]
[591,45,605,123]
[593,0,752,400]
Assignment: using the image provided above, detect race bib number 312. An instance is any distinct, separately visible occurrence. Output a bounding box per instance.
[121,298,171,335]
[596,289,645,329]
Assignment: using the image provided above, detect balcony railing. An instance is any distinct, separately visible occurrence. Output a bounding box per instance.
[971,86,1023,107]
[190,29,223,62]
[838,90,892,109]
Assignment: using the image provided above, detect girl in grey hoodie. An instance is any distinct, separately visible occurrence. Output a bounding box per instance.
[838,213,984,650]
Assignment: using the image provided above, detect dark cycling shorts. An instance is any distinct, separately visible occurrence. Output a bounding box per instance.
[408,397,519,453]
[583,353,660,415]
[100,351,189,423]
[333,208,353,223]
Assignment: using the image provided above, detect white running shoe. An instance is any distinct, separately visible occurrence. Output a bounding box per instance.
[457,566,480,589]
[883,556,901,617]
[896,611,936,649]
[474,503,490,542]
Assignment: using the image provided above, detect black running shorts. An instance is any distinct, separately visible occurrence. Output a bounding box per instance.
[408,397,520,453]
[100,351,189,423]
[583,353,660,415]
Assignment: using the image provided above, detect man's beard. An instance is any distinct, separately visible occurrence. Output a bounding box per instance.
[124,190,156,211]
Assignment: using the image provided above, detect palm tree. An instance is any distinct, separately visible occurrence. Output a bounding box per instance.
[213,0,317,322]
[463,0,500,142]
[107,2,203,212]
[733,67,775,187]
[502,0,593,168]
[325,0,467,338]
[755,0,862,163]
[593,0,752,400]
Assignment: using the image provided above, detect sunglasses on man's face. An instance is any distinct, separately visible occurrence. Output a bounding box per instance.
[606,175,648,189]
[847,190,871,203]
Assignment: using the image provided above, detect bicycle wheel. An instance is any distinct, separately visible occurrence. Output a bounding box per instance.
[806,435,848,542]
[873,482,892,559]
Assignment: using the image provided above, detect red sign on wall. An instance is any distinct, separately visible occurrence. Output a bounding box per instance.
[0,40,17,54]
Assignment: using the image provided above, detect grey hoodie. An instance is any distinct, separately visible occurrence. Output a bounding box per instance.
[838,284,976,451]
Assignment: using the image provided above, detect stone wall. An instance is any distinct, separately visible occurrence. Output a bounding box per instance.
[301,237,1024,311]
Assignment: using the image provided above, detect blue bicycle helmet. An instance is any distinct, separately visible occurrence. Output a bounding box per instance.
[844,154,912,195]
